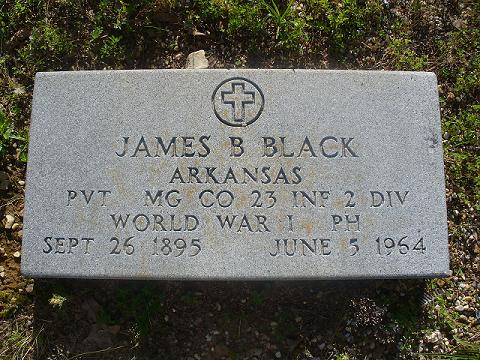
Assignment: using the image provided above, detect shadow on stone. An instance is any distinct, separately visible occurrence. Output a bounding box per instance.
[32,278,426,359]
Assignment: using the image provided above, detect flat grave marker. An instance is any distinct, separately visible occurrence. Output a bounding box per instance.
[21,69,449,279]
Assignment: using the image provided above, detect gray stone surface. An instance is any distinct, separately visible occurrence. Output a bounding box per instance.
[21,69,449,279]
[185,50,209,69]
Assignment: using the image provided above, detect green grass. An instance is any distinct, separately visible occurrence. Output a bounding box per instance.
[0,290,28,319]
[1,326,43,360]
[444,107,480,210]
[424,341,480,360]
[0,108,28,162]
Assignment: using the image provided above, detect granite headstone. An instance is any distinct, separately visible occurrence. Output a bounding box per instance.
[21,70,450,279]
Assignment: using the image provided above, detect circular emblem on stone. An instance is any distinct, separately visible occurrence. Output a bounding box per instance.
[212,77,264,127]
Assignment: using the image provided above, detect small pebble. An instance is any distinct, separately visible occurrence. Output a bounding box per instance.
[26,284,34,293]
[4,214,15,229]
[275,351,281,358]
[185,50,209,69]
[13,251,21,258]
[425,329,443,343]
[12,223,20,231]
[455,305,465,312]
[18,180,25,186]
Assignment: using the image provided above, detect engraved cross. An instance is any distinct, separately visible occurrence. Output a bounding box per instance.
[221,82,255,122]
